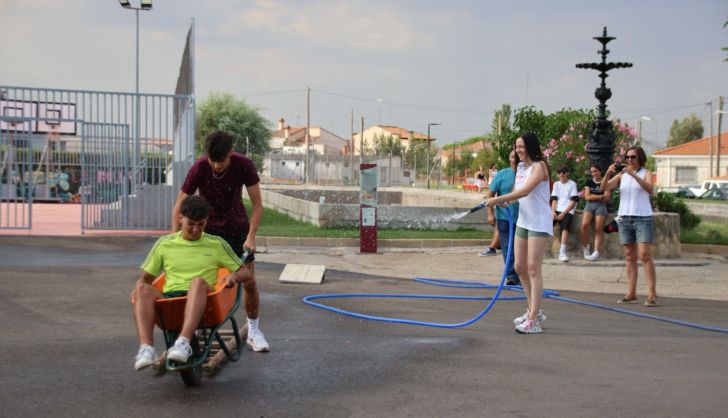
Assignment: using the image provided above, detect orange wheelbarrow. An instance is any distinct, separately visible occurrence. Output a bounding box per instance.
[152,268,243,386]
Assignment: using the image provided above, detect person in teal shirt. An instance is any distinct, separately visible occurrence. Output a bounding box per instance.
[487,150,520,285]
[130,195,252,371]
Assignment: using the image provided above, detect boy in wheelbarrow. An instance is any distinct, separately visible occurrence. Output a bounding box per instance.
[131,195,254,371]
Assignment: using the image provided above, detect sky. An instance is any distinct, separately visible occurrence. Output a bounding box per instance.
[2,0,728,152]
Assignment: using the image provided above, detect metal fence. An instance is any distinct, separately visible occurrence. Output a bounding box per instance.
[262,153,410,187]
[0,85,195,231]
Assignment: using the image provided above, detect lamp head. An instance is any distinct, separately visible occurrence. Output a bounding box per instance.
[118,0,131,8]
[141,0,153,10]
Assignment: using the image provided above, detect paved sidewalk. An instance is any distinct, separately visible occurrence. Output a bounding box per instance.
[258,244,728,302]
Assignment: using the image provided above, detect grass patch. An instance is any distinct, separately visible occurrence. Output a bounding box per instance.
[681,221,728,245]
[246,200,489,240]
[247,200,726,245]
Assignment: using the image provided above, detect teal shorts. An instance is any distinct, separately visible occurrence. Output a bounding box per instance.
[162,290,188,298]
[515,226,551,239]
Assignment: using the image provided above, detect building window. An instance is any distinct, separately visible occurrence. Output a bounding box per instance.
[675,166,697,183]
[296,162,300,167]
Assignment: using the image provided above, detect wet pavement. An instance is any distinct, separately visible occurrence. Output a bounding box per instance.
[1,235,728,417]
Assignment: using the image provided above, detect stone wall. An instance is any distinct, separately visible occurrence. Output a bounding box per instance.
[261,188,493,231]
[550,211,681,259]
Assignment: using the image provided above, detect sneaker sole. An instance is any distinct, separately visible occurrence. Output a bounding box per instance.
[246,341,270,352]
[515,327,542,334]
[167,353,190,363]
[135,361,154,371]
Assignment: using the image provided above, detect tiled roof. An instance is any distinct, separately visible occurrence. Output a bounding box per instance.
[654,132,728,156]
[271,127,306,137]
[378,125,428,140]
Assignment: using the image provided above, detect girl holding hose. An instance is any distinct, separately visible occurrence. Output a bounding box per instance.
[486,133,552,334]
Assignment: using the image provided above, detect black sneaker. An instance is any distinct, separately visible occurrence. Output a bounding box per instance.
[479,247,498,256]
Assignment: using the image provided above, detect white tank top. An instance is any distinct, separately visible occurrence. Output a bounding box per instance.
[515,161,553,236]
[618,168,653,217]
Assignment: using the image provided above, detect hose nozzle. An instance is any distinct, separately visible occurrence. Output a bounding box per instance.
[469,200,487,213]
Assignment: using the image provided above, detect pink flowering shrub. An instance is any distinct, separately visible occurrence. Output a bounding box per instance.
[543,120,639,188]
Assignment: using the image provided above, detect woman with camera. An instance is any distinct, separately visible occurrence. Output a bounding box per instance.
[600,146,658,307]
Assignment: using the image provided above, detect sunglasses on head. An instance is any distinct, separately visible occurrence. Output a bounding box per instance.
[625,155,638,160]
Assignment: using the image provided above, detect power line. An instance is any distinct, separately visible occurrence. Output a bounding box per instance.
[314,89,487,115]
[239,89,306,97]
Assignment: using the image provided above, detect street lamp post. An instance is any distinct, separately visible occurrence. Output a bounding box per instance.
[426,123,440,189]
[639,116,652,153]
[119,0,152,191]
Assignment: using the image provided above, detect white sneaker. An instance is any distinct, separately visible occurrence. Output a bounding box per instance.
[515,318,542,334]
[167,337,193,363]
[586,251,600,261]
[582,245,591,259]
[513,309,546,326]
[134,344,158,371]
[247,329,270,352]
[559,252,569,262]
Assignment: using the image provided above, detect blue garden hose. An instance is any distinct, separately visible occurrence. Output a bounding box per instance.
[303,204,517,328]
[302,204,728,334]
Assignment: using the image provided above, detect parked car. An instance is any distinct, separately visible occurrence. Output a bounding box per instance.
[658,186,698,198]
[687,179,728,197]
[698,186,728,201]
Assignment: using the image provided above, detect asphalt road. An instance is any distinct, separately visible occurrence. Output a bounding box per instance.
[1,236,728,417]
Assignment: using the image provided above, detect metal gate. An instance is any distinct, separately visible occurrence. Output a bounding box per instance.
[0,116,34,230]
[1,86,196,232]
[80,122,131,230]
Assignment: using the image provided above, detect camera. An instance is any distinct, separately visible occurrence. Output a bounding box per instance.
[614,164,625,172]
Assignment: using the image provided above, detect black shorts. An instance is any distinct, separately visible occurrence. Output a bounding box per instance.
[206,229,249,257]
[553,211,574,231]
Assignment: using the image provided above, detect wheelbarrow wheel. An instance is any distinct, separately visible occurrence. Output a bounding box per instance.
[180,334,203,387]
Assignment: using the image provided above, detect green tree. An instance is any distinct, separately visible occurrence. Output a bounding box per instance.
[490,104,516,166]
[197,92,271,170]
[372,133,404,156]
[667,113,704,148]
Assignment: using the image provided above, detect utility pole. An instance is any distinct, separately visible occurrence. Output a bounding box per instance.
[350,109,354,185]
[718,96,723,178]
[360,117,364,165]
[709,100,714,178]
[426,122,441,189]
[450,141,456,186]
[303,87,311,184]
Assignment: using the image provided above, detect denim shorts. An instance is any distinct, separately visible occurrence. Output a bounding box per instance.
[617,216,655,245]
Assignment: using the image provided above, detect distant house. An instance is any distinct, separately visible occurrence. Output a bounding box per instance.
[441,141,490,169]
[270,118,348,155]
[653,132,728,187]
[352,125,429,155]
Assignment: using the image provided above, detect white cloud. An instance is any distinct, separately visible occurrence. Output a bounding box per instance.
[228,0,434,51]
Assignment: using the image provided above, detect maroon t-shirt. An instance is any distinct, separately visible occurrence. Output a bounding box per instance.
[181,153,260,234]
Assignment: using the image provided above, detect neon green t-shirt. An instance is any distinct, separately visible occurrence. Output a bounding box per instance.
[140,232,242,293]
